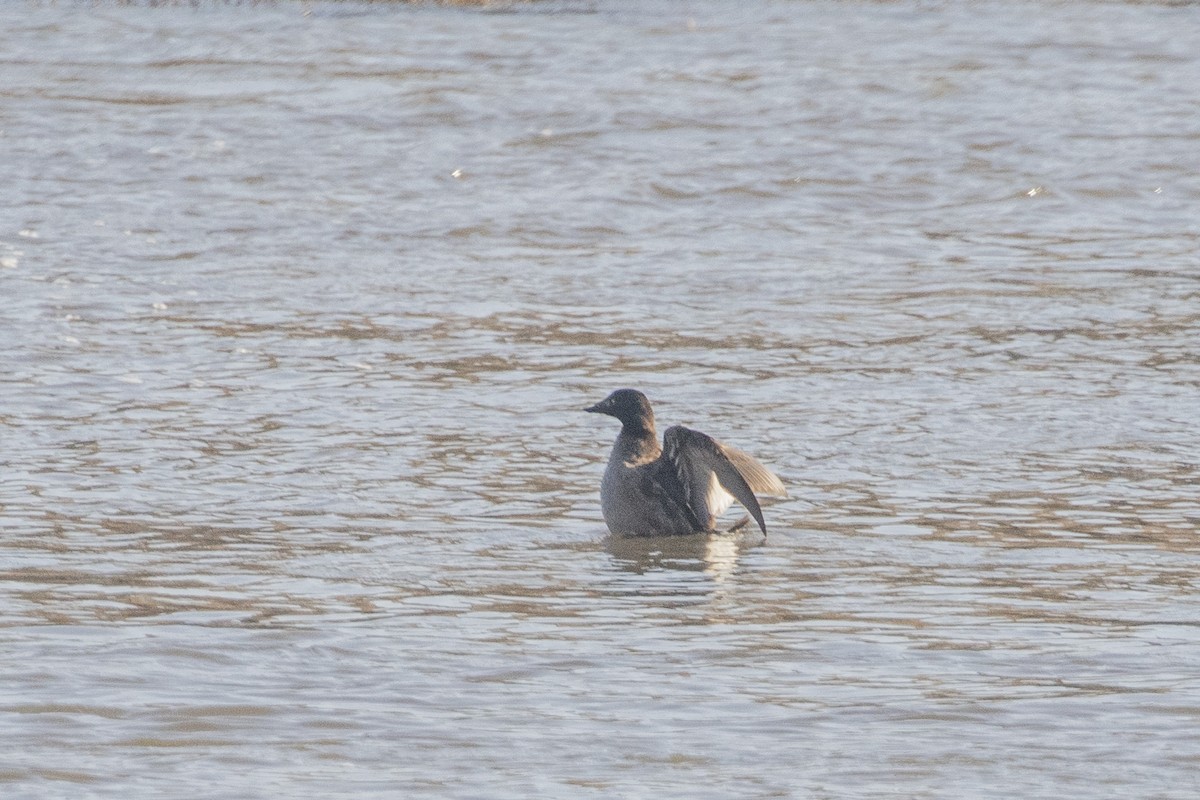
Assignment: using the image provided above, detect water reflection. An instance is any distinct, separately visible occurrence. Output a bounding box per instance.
[604,531,758,583]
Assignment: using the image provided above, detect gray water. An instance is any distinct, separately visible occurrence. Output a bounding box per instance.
[2,1,1199,797]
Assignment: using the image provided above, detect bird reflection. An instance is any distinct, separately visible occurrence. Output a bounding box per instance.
[603,531,759,584]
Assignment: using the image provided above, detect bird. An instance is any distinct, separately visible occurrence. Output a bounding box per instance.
[585,389,786,536]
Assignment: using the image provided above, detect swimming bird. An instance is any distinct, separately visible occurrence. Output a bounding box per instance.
[585,389,786,536]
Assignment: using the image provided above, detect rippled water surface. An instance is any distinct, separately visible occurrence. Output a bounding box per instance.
[3,1,1199,797]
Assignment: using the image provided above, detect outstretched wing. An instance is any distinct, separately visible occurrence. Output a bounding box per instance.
[661,425,782,534]
[721,444,788,499]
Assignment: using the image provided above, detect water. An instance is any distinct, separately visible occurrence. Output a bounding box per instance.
[2,1,1199,797]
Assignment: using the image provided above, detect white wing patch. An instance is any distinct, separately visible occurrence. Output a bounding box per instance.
[706,473,735,517]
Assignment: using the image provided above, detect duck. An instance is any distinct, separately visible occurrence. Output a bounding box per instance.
[585,389,786,536]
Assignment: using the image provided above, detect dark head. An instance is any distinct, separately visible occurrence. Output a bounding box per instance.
[585,389,655,435]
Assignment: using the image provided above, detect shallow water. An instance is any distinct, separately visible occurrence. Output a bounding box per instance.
[2,1,1199,797]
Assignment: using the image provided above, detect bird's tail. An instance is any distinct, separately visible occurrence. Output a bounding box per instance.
[725,515,752,534]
